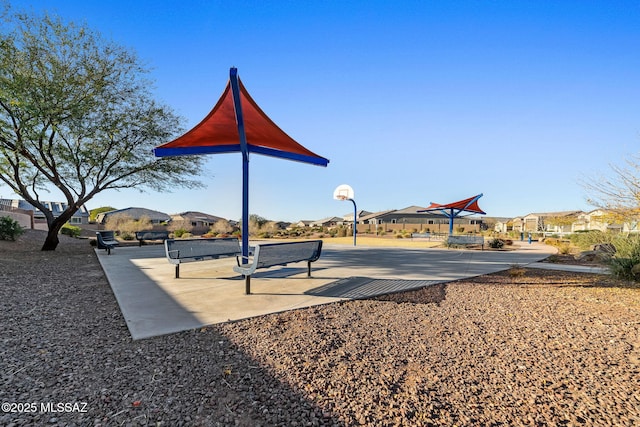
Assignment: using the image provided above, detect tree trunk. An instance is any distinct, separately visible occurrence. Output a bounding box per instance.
[41,220,64,251]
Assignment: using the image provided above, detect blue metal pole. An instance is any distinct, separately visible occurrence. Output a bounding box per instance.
[229,68,252,294]
[349,198,357,246]
[449,208,454,236]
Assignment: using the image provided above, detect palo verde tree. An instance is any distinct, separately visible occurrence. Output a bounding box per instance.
[0,6,203,250]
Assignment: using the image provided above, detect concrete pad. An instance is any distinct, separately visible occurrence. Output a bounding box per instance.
[526,261,610,274]
[96,241,557,340]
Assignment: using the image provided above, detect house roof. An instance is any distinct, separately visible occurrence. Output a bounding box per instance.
[99,207,171,222]
[358,206,441,221]
[310,216,343,226]
[523,210,584,218]
[395,205,430,214]
[358,209,398,221]
[0,198,88,217]
[172,211,226,222]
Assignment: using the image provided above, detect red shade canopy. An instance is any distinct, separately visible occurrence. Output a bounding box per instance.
[154,77,328,166]
[422,194,486,215]
[418,194,485,236]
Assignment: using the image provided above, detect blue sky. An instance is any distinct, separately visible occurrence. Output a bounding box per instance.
[4,1,640,221]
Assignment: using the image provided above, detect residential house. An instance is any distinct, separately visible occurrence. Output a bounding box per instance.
[514,211,583,235]
[357,206,484,234]
[491,217,513,233]
[0,198,89,226]
[170,211,229,235]
[310,217,343,228]
[573,209,639,233]
[342,210,373,222]
[96,207,171,225]
[292,220,315,228]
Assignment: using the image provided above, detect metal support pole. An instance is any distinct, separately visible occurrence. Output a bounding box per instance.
[229,67,252,294]
[448,208,454,236]
[349,198,357,246]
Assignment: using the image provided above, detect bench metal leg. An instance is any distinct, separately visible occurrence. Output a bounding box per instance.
[175,265,179,279]
[107,246,111,255]
[245,275,251,295]
[307,261,312,277]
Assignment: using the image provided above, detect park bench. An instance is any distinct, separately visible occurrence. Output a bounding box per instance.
[96,231,119,255]
[233,240,323,294]
[164,237,241,278]
[447,235,484,249]
[135,230,169,246]
[411,232,431,239]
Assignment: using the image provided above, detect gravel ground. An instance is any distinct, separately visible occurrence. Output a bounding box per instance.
[1,230,639,426]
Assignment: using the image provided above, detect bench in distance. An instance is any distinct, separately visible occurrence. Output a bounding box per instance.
[164,237,241,278]
[96,231,119,255]
[135,230,169,246]
[233,240,323,294]
[447,235,484,249]
[411,232,431,239]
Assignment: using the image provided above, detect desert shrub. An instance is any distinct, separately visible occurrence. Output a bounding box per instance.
[120,231,134,240]
[0,216,24,241]
[608,234,640,281]
[488,238,504,249]
[508,265,526,278]
[338,226,347,238]
[60,224,81,238]
[105,214,152,235]
[209,219,232,235]
[182,232,193,238]
[173,229,188,238]
[558,244,572,255]
[568,230,611,251]
[167,219,193,235]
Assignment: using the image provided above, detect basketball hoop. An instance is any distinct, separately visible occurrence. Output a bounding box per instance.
[333,184,357,246]
[333,184,354,201]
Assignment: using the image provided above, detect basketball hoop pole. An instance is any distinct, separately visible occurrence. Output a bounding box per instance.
[348,198,357,246]
[334,184,357,246]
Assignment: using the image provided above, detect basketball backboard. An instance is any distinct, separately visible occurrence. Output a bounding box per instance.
[333,184,354,200]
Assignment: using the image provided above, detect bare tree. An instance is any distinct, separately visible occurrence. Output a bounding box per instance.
[0,6,203,250]
[582,153,640,222]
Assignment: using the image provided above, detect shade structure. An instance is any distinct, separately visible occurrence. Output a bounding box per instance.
[153,71,329,166]
[154,68,328,294]
[417,194,485,235]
